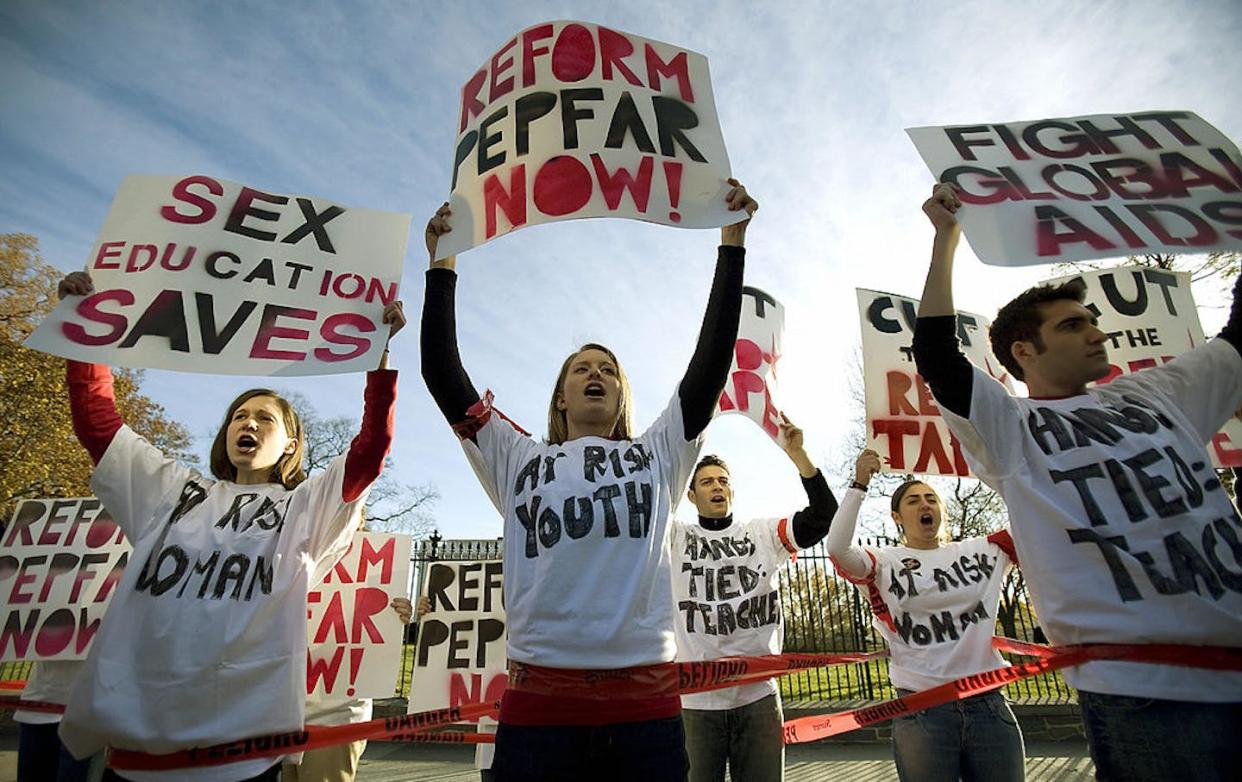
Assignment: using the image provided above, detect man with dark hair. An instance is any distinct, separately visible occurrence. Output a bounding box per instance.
[911,182,1242,781]
[670,415,839,782]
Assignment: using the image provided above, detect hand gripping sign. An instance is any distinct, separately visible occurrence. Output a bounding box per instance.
[307,533,411,699]
[715,286,785,443]
[857,288,1013,476]
[435,21,738,258]
[1040,265,1242,467]
[26,174,411,376]
[907,111,1242,266]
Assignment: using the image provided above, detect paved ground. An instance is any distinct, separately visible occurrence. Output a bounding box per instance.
[0,730,1094,781]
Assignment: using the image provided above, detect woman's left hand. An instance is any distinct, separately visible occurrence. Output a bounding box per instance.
[391,596,413,625]
[382,300,406,339]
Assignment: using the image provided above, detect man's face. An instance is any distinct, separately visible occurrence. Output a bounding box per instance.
[688,465,733,519]
[1019,299,1111,391]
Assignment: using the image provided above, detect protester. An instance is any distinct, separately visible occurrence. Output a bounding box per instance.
[671,415,837,782]
[54,271,403,782]
[14,662,99,782]
[829,450,1024,781]
[282,595,414,782]
[911,183,1242,781]
[420,180,756,782]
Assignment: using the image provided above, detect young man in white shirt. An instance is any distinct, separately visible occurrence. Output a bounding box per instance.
[911,183,1242,782]
[671,416,838,782]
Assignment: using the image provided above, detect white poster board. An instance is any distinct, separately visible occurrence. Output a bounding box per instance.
[907,111,1242,266]
[716,286,785,443]
[1041,266,1242,468]
[0,498,128,661]
[26,174,410,376]
[307,532,412,698]
[857,288,1013,476]
[437,20,736,258]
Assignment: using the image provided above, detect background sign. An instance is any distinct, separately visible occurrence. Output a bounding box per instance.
[717,286,785,443]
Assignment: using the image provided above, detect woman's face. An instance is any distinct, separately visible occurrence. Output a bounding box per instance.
[556,348,623,433]
[225,395,295,481]
[892,483,943,549]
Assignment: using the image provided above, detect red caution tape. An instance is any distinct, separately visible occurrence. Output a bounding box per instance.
[0,698,66,715]
[782,640,1242,745]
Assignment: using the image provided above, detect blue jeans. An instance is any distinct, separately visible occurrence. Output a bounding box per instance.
[493,716,689,782]
[17,723,94,782]
[1079,691,1242,782]
[892,689,1025,782]
[682,694,784,782]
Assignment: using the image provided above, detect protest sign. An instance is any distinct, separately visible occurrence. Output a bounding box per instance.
[907,111,1242,266]
[26,174,410,376]
[307,532,411,699]
[716,286,785,443]
[857,289,1013,476]
[0,498,128,661]
[1041,266,1242,467]
[436,20,736,258]
[409,561,506,723]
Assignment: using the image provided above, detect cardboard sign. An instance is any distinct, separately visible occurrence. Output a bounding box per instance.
[26,174,410,376]
[0,498,129,661]
[907,111,1242,266]
[1040,266,1242,467]
[716,286,785,443]
[409,561,506,724]
[857,288,1013,476]
[307,532,411,698]
[436,20,736,258]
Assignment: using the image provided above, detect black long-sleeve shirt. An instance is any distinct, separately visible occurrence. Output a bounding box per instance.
[912,272,1242,418]
[421,246,746,441]
[698,469,839,548]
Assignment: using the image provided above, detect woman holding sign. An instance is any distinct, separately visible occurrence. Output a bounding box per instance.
[54,271,404,782]
[421,181,755,782]
[827,450,1025,782]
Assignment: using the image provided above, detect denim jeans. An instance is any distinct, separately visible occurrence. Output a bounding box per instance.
[892,689,1025,782]
[1078,691,1242,782]
[492,716,689,782]
[17,723,94,782]
[682,694,784,782]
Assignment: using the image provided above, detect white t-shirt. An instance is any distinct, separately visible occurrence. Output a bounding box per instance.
[941,338,1242,701]
[13,660,84,726]
[59,426,368,781]
[845,536,1015,692]
[670,516,797,710]
[302,692,373,727]
[462,391,701,668]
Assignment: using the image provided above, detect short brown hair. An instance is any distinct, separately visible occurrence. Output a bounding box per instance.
[691,454,730,484]
[989,280,1088,381]
[890,479,937,513]
[546,344,634,445]
[209,389,307,489]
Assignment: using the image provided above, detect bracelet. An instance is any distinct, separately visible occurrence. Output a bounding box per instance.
[849,480,869,492]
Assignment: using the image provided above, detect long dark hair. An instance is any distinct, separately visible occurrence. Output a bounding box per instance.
[209,389,307,489]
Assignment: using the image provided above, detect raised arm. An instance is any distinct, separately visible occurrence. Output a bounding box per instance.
[58,272,123,463]
[779,415,840,547]
[912,183,975,418]
[825,450,881,580]
[420,203,483,435]
[341,306,400,502]
[1221,272,1241,356]
[679,179,755,439]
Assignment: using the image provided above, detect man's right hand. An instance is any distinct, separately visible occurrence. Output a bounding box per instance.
[922,183,962,234]
[57,271,94,300]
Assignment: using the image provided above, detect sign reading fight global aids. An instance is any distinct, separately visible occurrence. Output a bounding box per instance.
[857,289,1013,476]
[25,174,410,376]
[907,111,1242,266]
[716,286,785,443]
[434,20,737,258]
[307,532,411,699]
[1040,265,1242,468]
[0,498,127,661]
[409,560,506,720]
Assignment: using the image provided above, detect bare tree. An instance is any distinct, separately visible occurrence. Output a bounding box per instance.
[282,391,439,537]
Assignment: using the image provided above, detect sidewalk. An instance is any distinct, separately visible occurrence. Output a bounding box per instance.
[352,740,1094,781]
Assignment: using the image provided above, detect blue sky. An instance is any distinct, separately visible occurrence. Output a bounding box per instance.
[3,0,1240,540]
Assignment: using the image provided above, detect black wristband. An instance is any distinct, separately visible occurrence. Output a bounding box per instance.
[849,480,869,492]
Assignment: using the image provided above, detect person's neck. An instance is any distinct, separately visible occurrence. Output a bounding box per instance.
[698,513,732,531]
[234,469,272,485]
[1024,374,1088,399]
[904,538,941,551]
[566,420,616,440]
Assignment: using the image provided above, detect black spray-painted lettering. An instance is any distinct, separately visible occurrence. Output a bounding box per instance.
[514,480,655,558]
[135,543,274,602]
[895,601,989,646]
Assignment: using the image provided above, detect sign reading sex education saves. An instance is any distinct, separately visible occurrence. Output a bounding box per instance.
[26,174,411,376]
[436,20,737,258]
[907,111,1242,266]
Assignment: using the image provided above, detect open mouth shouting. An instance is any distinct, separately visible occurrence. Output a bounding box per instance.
[236,433,259,455]
[584,381,607,400]
[918,511,936,530]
